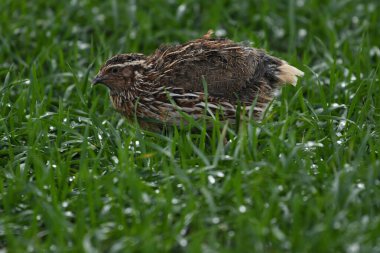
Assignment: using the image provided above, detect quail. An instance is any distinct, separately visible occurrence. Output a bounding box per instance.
[93,31,304,130]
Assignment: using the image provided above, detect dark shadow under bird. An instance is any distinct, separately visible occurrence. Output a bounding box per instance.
[93,31,304,130]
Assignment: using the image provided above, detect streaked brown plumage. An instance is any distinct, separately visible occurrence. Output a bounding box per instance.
[93,31,303,130]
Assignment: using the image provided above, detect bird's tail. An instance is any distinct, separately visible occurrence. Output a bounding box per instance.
[277,61,304,86]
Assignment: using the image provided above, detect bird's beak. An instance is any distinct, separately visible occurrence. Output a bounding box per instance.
[92,75,104,86]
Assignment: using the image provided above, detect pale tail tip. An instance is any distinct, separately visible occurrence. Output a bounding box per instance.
[278,62,304,86]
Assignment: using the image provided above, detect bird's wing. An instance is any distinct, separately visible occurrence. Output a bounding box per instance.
[147,39,269,99]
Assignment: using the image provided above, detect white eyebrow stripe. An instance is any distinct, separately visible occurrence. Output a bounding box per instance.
[107,60,146,69]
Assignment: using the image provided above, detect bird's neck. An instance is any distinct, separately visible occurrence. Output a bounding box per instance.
[109,67,151,116]
[109,77,146,117]
[110,89,135,117]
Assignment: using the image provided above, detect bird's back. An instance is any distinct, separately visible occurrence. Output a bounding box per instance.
[146,38,291,104]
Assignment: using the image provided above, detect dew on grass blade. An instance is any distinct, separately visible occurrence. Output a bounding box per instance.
[370,46,380,57]
[211,217,220,224]
[296,0,305,7]
[142,193,151,204]
[298,28,307,39]
[178,238,187,247]
[356,182,365,190]
[215,28,226,37]
[273,27,285,38]
[171,198,179,205]
[64,211,74,218]
[299,141,324,151]
[347,243,360,253]
[208,175,216,184]
[221,155,232,161]
[238,205,247,213]
[76,41,90,50]
[176,4,186,19]
[124,208,133,215]
[215,171,224,178]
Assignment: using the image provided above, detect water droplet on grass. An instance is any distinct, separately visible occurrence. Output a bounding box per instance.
[239,205,247,213]
[274,27,285,38]
[221,155,232,161]
[272,226,285,241]
[142,193,150,204]
[339,81,348,88]
[211,217,220,224]
[330,103,345,109]
[101,204,112,215]
[179,238,188,247]
[19,163,26,174]
[356,182,365,190]
[370,46,380,57]
[347,243,360,253]
[298,28,307,39]
[215,28,226,37]
[77,41,89,50]
[27,244,34,252]
[296,0,305,7]
[208,175,216,184]
[64,211,74,218]
[215,171,224,178]
[302,141,324,151]
[111,156,119,164]
[176,4,187,19]
[129,29,137,39]
[95,14,105,22]
[49,245,57,251]
[361,215,369,225]
[352,16,359,25]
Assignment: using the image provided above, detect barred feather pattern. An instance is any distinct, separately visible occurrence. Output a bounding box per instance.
[110,80,271,127]
[94,33,303,129]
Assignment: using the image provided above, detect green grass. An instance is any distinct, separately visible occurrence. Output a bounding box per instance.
[1,0,380,252]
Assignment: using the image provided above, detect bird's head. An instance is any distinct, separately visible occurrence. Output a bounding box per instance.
[92,53,146,92]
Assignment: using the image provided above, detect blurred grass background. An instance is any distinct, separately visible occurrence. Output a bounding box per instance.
[1,0,379,252]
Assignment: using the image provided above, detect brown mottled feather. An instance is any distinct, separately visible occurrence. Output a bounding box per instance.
[93,32,304,130]
[145,38,286,105]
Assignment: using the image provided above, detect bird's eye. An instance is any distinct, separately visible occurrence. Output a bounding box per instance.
[111,67,119,74]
